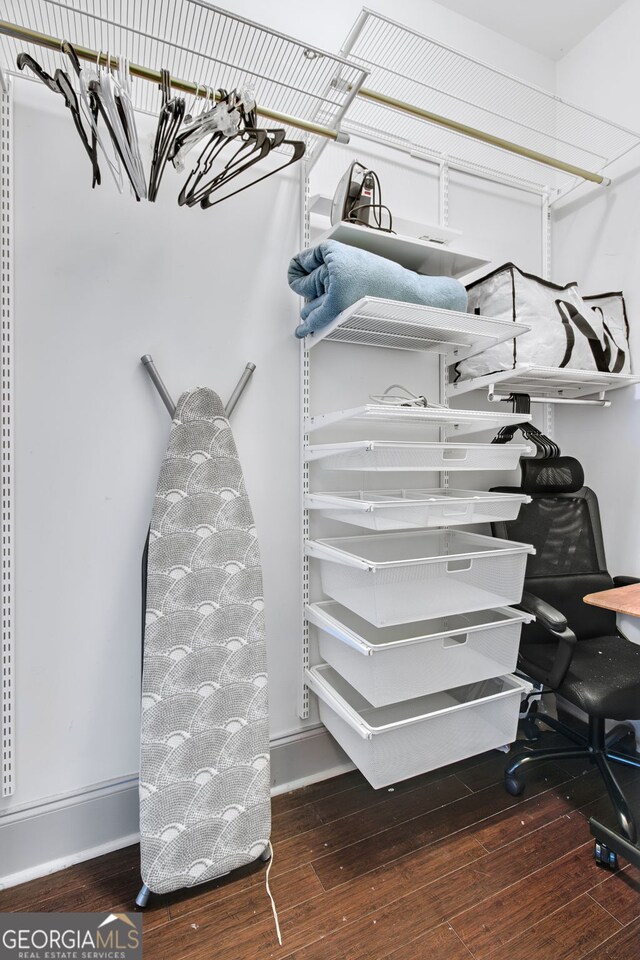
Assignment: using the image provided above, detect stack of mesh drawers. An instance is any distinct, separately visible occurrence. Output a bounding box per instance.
[304,401,534,788]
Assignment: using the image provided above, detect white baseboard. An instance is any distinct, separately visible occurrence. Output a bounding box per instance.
[0,776,141,892]
[0,727,352,891]
[270,724,354,795]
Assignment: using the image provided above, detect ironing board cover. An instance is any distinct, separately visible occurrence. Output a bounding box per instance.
[139,388,270,894]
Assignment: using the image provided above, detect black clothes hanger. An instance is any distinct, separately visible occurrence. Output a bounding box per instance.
[179,87,306,208]
[492,393,560,459]
[200,133,305,209]
[178,98,270,205]
[178,123,270,207]
[17,51,101,186]
[193,127,281,203]
[148,69,185,202]
[59,42,102,187]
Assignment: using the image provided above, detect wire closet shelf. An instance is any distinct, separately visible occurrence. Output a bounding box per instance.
[339,8,640,198]
[0,0,368,161]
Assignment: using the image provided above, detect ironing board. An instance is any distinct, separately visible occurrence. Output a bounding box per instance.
[139,387,271,895]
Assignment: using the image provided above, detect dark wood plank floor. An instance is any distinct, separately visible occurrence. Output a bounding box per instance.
[2,730,640,960]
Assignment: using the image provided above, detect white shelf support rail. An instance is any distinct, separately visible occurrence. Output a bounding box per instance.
[299,160,311,721]
[1,69,13,797]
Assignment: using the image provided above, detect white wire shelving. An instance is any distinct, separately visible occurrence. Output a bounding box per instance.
[448,364,640,405]
[305,404,531,436]
[310,194,463,245]
[339,9,640,199]
[316,221,487,277]
[0,0,368,161]
[305,296,530,356]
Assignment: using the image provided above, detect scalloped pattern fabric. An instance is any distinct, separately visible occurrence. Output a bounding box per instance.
[140,388,270,894]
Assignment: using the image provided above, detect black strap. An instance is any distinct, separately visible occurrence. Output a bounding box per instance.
[140,526,150,673]
[555,300,613,372]
[592,306,626,373]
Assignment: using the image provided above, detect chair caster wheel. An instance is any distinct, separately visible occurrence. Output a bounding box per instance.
[594,841,618,870]
[505,775,525,797]
[521,719,540,742]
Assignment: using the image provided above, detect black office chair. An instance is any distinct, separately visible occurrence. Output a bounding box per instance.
[492,456,640,863]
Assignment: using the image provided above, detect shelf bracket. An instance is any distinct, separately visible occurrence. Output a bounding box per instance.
[488,387,610,408]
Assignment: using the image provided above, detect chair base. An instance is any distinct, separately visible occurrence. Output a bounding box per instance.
[590,817,640,871]
[523,700,639,753]
[506,716,640,844]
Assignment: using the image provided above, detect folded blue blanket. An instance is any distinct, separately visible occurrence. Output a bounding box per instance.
[287,239,468,338]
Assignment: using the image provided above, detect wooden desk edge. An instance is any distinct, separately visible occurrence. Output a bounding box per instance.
[583,583,640,617]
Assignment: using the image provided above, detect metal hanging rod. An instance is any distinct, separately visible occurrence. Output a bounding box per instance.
[0,16,610,187]
[0,19,349,144]
[488,390,610,408]
[356,87,608,186]
[141,355,256,418]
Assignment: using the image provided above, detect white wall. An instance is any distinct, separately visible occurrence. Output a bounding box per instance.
[553,0,640,575]
[0,0,555,883]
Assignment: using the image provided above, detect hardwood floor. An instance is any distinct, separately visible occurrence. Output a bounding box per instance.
[2,731,640,960]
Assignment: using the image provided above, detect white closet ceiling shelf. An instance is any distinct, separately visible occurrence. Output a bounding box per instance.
[0,0,368,163]
[338,8,640,200]
[306,664,532,789]
[304,440,530,472]
[3,3,640,195]
[304,489,530,531]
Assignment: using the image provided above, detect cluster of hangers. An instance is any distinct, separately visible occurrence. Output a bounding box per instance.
[17,42,306,206]
[492,393,561,459]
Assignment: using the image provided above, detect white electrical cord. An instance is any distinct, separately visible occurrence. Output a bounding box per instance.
[368,383,446,409]
[264,841,282,946]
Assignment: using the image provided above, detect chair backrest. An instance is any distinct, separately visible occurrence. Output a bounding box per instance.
[492,456,617,642]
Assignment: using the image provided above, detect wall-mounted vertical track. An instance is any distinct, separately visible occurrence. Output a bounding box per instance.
[299,161,311,720]
[439,160,450,491]
[541,189,554,439]
[0,72,13,797]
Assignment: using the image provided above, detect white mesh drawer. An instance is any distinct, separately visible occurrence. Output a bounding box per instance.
[306,665,531,789]
[307,601,532,706]
[306,529,534,626]
[305,489,530,531]
[305,441,530,472]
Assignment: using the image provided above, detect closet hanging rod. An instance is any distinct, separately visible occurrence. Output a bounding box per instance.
[356,87,609,187]
[489,391,610,407]
[0,19,350,144]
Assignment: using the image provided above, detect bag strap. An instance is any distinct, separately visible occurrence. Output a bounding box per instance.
[555,300,614,372]
[591,306,626,373]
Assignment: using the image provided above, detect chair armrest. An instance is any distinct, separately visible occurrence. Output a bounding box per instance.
[613,576,640,588]
[517,591,577,689]
[518,591,567,632]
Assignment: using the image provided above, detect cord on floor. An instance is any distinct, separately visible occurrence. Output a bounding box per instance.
[264,841,282,946]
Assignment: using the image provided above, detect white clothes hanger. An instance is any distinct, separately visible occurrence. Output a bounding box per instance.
[90,51,147,199]
[61,42,124,193]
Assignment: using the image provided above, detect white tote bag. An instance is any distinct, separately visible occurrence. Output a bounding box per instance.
[583,291,631,374]
[454,264,629,381]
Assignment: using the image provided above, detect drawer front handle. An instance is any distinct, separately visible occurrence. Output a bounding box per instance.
[443,503,471,516]
[443,633,468,647]
[446,558,473,573]
[443,448,469,461]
